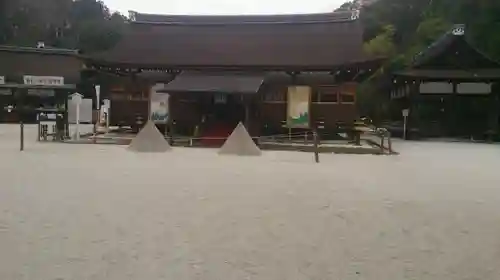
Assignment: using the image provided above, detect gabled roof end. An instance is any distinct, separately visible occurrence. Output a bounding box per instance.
[128,10,138,22]
[451,24,465,36]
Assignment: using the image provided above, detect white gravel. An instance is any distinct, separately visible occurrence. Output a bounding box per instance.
[1,124,500,280]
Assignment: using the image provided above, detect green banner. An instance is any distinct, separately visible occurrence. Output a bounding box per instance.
[287,86,311,128]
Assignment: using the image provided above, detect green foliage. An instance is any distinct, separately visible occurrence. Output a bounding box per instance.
[363,25,397,57]
[360,0,500,62]
[336,1,360,11]
[415,17,450,46]
[0,0,126,52]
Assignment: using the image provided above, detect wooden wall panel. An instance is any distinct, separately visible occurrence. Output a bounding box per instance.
[109,100,148,126]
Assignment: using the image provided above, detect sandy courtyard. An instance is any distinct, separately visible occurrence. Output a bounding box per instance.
[1,125,500,280]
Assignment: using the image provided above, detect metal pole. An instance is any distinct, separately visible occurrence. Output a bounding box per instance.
[64,97,69,139]
[313,129,319,163]
[93,88,98,144]
[93,114,97,144]
[16,88,25,151]
[20,119,24,151]
[403,115,407,140]
[387,132,393,154]
[37,113,41,142]
[75,102,80,141]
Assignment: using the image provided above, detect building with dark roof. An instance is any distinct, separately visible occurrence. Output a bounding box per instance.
[391,24,500,139]
[89,10,371,69]
[83,10,382,144]
[0,45,82,123]
[0,45,81,84]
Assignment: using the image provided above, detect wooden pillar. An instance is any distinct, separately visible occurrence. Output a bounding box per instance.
[449,81,458,137]
[408,79,420,139]
[168,94,175,145]
[145,76,152,121]
[15,88,25,151]
[487,81,499,141]
[12,88,27,150]
[244,94,250,129]
[313,128,319,163]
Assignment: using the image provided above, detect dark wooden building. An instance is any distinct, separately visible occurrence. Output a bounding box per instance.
[84,11,381,143]
[391,24,500,139]
[0,45,82,123]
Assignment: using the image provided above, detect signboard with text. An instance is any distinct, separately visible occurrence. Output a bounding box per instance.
[68,98,93,124]
[23,75,64,86]
[150,84,169,124]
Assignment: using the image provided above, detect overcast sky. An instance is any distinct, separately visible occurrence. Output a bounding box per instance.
[102,0,346,15]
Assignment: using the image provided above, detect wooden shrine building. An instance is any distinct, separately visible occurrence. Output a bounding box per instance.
[83,10,382,144]
[0,45,82,123]
[391,24,500,140]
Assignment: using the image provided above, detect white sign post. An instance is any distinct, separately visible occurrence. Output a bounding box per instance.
[402,108,410,140]
[103,99,110,132]
[95,85,101,110]
[71,93,83,141]
[94,85,101,136]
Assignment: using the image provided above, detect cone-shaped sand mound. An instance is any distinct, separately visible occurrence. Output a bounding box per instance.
[218,122,262,156]
[128,121,172,153]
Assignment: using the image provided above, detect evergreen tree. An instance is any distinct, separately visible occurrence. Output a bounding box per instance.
[0,0,126,52]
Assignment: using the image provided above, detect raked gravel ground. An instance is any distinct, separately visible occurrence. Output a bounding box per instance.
[1,124,500,280]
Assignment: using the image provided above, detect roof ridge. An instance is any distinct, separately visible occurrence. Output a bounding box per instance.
[412,24,464,66]
[128,10,360,25]
[0,45,79,55]
[412,24,500,68]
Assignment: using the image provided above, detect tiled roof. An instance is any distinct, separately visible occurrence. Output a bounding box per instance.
[129,11,358,25]
[87,11,369,70]
[0,45,82,83]
[412,24,500,69]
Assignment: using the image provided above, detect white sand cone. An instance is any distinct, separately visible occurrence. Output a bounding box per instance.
[128,120,172,153]
[218,122,262,156]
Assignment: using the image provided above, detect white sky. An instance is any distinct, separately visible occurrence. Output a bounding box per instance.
[102,0,346,15]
